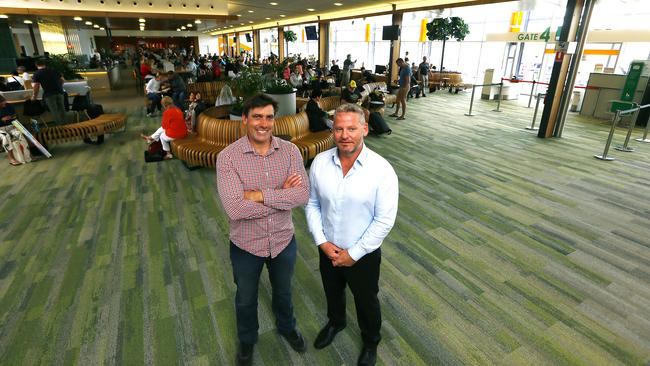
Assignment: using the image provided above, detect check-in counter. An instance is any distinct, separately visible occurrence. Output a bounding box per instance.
[580,72,649,119]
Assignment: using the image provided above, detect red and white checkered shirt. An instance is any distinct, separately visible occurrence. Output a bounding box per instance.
[216,136,309,258]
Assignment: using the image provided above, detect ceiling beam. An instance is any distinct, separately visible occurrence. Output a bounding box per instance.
[0,7,239,21]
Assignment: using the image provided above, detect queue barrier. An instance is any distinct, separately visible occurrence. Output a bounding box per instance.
[464,82,503,117]
[595,102,650,161]
[526,93,546,131]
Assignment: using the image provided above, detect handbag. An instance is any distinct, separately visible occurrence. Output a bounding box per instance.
[23,100,46,116]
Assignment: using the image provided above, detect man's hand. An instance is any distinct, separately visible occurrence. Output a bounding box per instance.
[319,241,342,260]
[282,173,302,189]
[243,190,263,203]
[332,249,356,267]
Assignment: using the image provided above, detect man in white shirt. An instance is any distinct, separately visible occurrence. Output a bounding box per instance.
[145,73,163,117]
[305,103,399,366]
[162,58,175,73]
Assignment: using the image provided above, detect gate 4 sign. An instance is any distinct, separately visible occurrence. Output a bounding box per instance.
[515,27,560,42]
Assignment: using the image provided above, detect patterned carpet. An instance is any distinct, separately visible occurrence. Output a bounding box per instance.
[1,88,649,365]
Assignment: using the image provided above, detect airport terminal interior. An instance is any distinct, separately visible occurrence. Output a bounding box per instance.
[1,0,649,364]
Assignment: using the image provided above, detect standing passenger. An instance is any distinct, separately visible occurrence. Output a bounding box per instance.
[216,94,309,366]
[306,103,399,366]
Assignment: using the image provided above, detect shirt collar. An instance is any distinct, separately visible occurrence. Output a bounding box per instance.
[331,143,368,167]
[243,135,280,156]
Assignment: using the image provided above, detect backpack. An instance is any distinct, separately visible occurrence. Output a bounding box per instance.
[368,112,392,135]
[144,140,165,162]
[6,77,24,91]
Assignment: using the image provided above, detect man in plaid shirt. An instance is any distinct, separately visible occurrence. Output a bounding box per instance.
[216,94,310,366]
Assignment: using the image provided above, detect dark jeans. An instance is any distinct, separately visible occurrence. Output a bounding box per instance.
[230,237,297,345]
[172,90,186,110]
[146,92,162,114]
[319,248,382,346]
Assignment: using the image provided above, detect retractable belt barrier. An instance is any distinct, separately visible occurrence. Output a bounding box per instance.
[595,102,650,161]
[464,82,503,117]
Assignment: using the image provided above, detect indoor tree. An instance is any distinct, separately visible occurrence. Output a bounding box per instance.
[426,17,470,72]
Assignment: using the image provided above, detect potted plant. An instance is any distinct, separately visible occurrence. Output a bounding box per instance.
[263,77,296,117]
[283,30,297,57]
[426,17,469,73]
[229,70,264,119]
[46,54,83,80]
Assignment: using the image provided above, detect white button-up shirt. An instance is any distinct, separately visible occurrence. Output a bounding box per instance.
[306,144,399,261]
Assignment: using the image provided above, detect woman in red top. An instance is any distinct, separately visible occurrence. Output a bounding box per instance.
[141,96,187,159]
[140,58,153,80]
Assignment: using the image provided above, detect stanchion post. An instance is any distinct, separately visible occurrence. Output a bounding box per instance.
[493,82,503,112]
[465,85,476,116]
[635,111,650,143]
[615,109,639,152]
[527,92,544,131]
[595,110,621,161]
[527,80,536,108]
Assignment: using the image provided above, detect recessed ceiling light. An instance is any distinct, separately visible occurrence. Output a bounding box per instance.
[265,17,270,20]
[181,26,186,29]
[0,15,8,19]
[139,18,145,22]
[187,23,192,27]
[269,2,278,5]
[240,22,244,25]
[176,28,181,31]
[236,14,241,17]
[85,21,92,25]
[247,10,254,13]
[100,27,105,30]
[24,20,33,24]
[195,19,201,24]
[334,2,343,5]
[93,24,99,28]
[73,16,83,21]
[249,21,254,23]
[307,8,315,11]
[279,14,286,17]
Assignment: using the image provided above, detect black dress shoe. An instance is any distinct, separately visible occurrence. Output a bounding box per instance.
[313,323,345,349]
[281,329,307,353]
[236,343,254,366]
[357,345,377,366]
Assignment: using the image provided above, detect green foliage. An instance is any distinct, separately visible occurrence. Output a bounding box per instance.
[426,17,470,42]
[45,54,83,80]
[284,30,298,43]
[263,78,295,94]
[230,69,264,98]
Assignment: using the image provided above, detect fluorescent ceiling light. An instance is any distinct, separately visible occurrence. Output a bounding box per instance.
[24,20,33,24]
[139,18,145,22]
[195,19,201,24]
[85,21,92,25]
[73,16,83,21]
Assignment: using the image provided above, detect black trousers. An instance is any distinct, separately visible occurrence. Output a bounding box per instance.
[319,248,382,346]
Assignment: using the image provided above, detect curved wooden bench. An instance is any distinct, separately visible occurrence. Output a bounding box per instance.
[186,80,228,104]
[171,112,243,168]
[274,112,333,162]
[35,113,127,146]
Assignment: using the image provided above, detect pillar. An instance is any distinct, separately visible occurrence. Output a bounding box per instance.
[278,26,285,62]
[318,21,329,69]
[253,29,261,61]
[388,8,403,87]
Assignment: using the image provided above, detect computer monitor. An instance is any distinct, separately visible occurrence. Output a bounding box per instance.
[382,25,400,41]
[375,65,387,74]
[305,26,318,40]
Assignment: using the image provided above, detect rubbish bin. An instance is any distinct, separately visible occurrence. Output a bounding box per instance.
[570,90,581,112]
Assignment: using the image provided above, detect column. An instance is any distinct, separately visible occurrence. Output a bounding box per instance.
[388,8,403,87]
[537,0,585,138]
[0,19,18,72]
[278,26,285,62]
[253,29,261,61]
[318,21,329,69]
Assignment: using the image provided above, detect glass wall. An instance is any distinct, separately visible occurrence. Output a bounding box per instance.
[259,28,279,59]
[285,23,319,60]
[329,14,392,71]
[239,33,254,56]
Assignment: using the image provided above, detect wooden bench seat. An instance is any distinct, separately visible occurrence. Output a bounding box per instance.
[273,112,334,162]
[35,113,127,146]
[186,80,228,104]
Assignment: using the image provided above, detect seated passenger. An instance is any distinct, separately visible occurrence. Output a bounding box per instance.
[141,96,187,160]
[0,95,25,166]
[215,85,236,107]
[341,80,362,104]
[305,89,332,132]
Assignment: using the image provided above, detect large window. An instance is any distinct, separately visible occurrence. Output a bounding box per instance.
[239,33,254,57]
[259,28,279,59]
[329,15,392,71]
[285,24,319,61]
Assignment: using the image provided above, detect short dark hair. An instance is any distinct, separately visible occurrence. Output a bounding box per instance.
[396,58,404,64]
[35,59,47,66]
[242,94,278,117]
[310,89,322,99]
